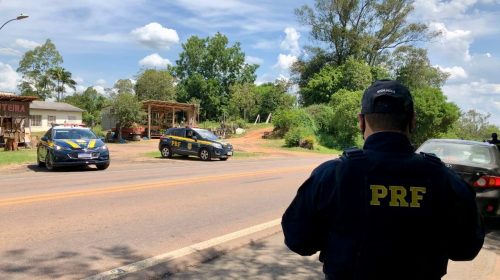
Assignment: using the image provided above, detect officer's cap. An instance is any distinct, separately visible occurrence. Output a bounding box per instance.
[361,80,414,114]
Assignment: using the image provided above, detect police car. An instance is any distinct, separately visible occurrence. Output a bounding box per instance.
[159,127,233,161]
[37,126,110,171]
[417,139,500,220]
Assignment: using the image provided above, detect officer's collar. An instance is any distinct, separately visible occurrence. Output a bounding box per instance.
[363,131,414,153]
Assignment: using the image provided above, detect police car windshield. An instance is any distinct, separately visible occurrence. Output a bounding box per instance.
[54,129,97,140]
[419,141,493,165]
[194,129,219,141]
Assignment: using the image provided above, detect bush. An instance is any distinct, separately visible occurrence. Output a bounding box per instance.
[273,108,316,137]
[199,120,220,130]
[284,127,315,148]
[232,118,249,129]
[305,104,335,134]
[300,135,316,150]
[91,125,107,138]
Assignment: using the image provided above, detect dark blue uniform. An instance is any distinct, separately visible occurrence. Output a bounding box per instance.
[282,132,484,280]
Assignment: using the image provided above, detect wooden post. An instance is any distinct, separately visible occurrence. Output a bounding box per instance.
[148,104,151,139]
[172,108,175,128]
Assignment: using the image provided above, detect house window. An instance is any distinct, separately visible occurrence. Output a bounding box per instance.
[30,115,42,127]
[48,115,56,124]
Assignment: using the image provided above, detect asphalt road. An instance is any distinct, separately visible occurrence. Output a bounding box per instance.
[0,156,329,279]
[1,155,499,279]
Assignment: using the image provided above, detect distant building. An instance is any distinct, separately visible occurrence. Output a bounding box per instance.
[0,92,37,147]
[29,101,84,132]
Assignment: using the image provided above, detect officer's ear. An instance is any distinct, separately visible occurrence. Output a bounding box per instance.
[358,114,365,133]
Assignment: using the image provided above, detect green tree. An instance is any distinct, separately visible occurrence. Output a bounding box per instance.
[49,67,77,101]
[255,82,295,118]
[295,0,434,66]
[135,69,176,101]
[228,83,259,121]
[174,33,258,120]
[391,46,448,90]
[17,39,63,100]
[64,87,108,127]
[412,87,460,145]
[299,58,372,106]
[449,109,499,141]
[300,65,343,105]
[329,89,363,147]
[111,92,146,141]
[114,79,135,95]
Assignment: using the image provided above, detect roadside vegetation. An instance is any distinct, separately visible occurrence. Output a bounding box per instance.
[12,0,499,156]
[0,149,36,166]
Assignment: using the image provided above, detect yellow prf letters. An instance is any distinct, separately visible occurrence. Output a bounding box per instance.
[370,185,426,208]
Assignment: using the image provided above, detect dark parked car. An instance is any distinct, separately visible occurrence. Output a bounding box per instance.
[159,127,233,161]
[416,139,500,220]
[37,126,110,171]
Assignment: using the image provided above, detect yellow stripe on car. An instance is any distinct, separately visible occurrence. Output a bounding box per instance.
[88,139,96,148]
[64,140,80,149]
[167,136,213,146]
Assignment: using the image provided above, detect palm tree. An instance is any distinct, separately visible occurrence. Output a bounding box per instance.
[49,67,77,101]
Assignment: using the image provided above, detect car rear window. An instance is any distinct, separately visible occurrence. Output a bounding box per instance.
[419,142,493,164]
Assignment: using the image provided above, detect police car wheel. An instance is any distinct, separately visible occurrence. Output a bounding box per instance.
[161,146,172,158]
[199,148,211,161]
[37,152,45,167]
[45,152,56,171]
[96,163,110,170]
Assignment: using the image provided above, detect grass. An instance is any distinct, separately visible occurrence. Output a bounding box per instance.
[264,138,342,155]
[143,150,266,159]
[0,148,37,166]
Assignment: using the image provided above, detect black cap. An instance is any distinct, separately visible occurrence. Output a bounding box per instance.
[361,80,414,114]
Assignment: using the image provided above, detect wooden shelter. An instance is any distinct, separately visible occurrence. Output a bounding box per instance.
[0,92,38,149]
[142,100,199,139]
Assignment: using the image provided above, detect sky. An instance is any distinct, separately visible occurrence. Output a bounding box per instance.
[0,0,499,125]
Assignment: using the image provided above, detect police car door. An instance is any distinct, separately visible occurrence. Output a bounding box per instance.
[170,128,185,153]
[189,130,201,155]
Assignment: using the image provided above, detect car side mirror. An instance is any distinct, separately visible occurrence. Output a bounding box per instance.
[100,137,106,142]
[41,136,48,142]
[192,136,197,141]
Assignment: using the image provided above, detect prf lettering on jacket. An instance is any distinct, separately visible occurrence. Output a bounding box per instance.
[370,185,426,208]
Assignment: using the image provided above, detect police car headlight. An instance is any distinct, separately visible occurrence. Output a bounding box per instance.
[54,145,70,151]
[212,143,223,149]
[98,145,108,150]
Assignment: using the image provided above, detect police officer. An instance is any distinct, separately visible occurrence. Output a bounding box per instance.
[282,80,484,280]
[488,132,500,149]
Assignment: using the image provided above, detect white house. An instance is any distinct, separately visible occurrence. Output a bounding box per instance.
[29,101,84,132]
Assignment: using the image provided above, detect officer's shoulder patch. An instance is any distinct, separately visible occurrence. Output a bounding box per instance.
[342,147,367,160]
[419,152,443,165]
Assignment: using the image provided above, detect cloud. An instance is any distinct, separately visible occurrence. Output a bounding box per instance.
[138,53,171,68]
[14,39,40,49]
[436,66,468,80]
[0,48,21,56]
[429,22,473,62]
[131,22,179,49]
[443,81,500,125]
[171,0,264,17]
[245,55,264,65]
[92,85,106,95]
[80,33,127,43]
[0,62,20,91]
[252,40,277,50]
[280,27,300,56]
[274,54,297,71]
[96,79,106,86]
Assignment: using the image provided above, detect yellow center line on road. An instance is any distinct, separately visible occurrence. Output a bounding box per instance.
[0,165,316,208]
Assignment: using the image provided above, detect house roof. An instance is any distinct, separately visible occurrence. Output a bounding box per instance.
[0,92,38,102]
[30,101,84,112]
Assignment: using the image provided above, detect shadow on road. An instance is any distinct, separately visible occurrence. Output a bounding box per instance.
[0,244,153,279]
[26,164,100,173]
[167,236,323,280]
